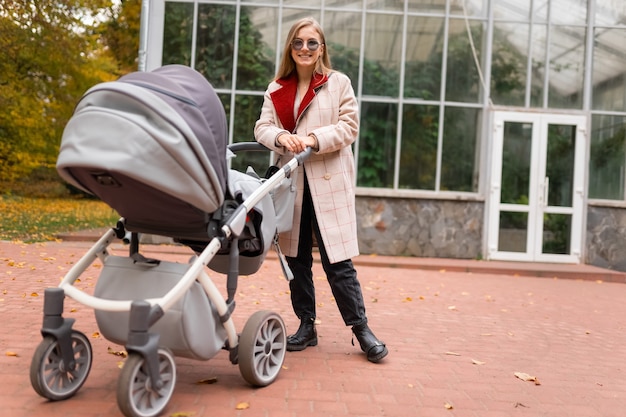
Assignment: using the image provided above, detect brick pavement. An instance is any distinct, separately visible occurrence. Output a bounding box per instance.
[1,239,625,417]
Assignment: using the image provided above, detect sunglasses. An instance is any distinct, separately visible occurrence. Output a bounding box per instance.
[291,39,322,51]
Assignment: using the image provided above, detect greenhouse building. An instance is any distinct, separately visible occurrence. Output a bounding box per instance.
[140,0,626,270]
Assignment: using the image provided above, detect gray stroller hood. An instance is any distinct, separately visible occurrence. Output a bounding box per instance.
[57,65,228,239]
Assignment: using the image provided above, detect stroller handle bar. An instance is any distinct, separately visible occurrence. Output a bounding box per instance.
[224,143,312,239]
[228,141,312,166]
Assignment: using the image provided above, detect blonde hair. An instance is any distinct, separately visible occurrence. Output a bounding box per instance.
[275,17,332,80]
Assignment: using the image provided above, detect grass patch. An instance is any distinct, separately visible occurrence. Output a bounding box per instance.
[0,195,119,242]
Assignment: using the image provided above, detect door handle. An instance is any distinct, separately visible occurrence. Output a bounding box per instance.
[543,177,549,207]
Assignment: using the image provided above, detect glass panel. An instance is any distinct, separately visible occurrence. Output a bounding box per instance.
[357,102,398,188]
[592,28,626,112]
[547,26,585,109]
[399,104,439,190]
[530,24,547,107]
[231,95,272,174]
[498,211,528,252]
[284,0,321,6]
[440,107,480,192]
[366,0,404,12]
[542,213,571,254]
[588,115,626,200]
[546,124,575,207]
[324,11,362,88]
[362,14,402,97]
[501,122,532,204]
[218,93,230,126]
[449,0,487,17]
[326,0,363,8]
[493,0,531,21]
[408,0,446,14]
[404,15,444,100]
[551,1,586,25]
[596,0,626,26]
[162,2,194,66]
[445,18,484,103]
[533,0,549,23]
[236,7,276,91]
[491,22,529,106]
[195,4,237,89]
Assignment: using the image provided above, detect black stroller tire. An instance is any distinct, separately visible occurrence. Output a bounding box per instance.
[238,310,286,386]
[116,349,176,417]
[30,331,93,401]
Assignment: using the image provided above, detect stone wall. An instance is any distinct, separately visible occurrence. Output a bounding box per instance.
[355,197,484,259]
[586,205,626,271]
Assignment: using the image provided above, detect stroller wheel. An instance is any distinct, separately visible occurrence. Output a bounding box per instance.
[29,331,93,401]
[238,310,286,386]
[116,349,176,417]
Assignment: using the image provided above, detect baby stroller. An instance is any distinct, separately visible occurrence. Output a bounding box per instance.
[29,65,308,417]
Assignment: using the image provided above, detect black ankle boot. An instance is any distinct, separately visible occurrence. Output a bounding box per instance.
[287,318,318,351]
[352,323,388,363]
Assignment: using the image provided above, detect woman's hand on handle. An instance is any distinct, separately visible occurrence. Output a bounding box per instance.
[277,133,318,153]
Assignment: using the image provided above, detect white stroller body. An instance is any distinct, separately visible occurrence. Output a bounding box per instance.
[29,65,307,417]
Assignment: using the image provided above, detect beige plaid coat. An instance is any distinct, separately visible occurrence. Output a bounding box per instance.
[254,71,359,264]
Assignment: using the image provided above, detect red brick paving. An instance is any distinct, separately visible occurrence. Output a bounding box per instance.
[1,239,625,417]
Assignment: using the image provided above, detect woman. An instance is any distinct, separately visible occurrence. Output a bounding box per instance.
[254,17,388,363]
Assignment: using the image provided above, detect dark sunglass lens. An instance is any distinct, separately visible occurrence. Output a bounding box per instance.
[292,39,304,50]
[307,40,320,51]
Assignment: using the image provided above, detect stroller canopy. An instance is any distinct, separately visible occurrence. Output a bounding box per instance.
[118,65,228,192]
[57,65,229,238]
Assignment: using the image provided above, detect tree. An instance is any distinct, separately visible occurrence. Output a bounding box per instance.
[99,0,142,74]
[0,0,117,185]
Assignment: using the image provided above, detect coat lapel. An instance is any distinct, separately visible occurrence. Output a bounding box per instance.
[271,72,329,133]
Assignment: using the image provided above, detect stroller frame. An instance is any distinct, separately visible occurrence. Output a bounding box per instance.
[30,143,311,417]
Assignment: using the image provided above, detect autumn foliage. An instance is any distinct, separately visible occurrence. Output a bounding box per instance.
[0,0,140,190]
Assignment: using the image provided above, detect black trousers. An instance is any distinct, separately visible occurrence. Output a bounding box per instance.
[286,175,367,327]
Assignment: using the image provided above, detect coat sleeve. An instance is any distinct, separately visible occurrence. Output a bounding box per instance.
[254,84,290,155]
[308,73,359,154]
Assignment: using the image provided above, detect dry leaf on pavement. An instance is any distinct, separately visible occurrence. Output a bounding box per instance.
[235,402,250,410]
[514,371,541,385]
[196,377,218,385]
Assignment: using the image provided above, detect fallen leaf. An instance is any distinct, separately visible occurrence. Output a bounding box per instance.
[445,352,461,356]
[472,359,486,365]
[448,305,457,310]
[403,297,413,302]
[235,402,250,410]
[444,402,454,409]
[5,351,18,357]
[514,372,541,385]
[92,332,101,338]
[107,347,127,358]
[171,412,195,417]
[31,292,39,297]
[196,377,218,385]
